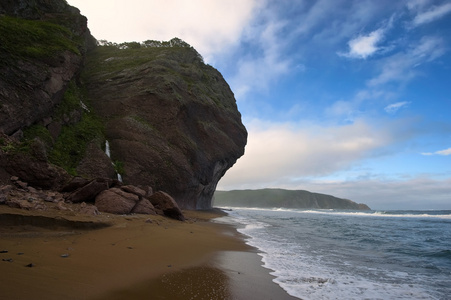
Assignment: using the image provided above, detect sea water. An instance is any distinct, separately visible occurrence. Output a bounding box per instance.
[216,208,451,300]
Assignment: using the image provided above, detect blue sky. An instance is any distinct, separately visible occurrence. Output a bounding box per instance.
[68,0,451,210]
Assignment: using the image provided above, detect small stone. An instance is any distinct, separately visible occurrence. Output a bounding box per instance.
[17,252,24,255]
[145,218,153,223]
[27,186,37,193]
[15,181,28,189]
[0,250,8,254]
[2,258,13,262]
[60,254,70,258]
[44,196,54,202]
[25,263,35,268]
[10,176,19,181]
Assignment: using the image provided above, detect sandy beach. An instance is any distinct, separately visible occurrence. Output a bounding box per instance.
[0,206,295,299]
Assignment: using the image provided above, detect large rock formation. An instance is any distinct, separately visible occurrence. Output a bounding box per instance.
[0,0,247,210]
[83,41,247,209]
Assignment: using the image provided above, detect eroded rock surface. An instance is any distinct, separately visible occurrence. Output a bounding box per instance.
[85,45,247,209]
[0,0,95,135]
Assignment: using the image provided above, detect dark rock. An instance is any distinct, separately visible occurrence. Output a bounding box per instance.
[84,42,247,210]
[148,191,185,221]
[120,185,146,198]
[0,152,72,190]
[60,177,90,193]
[95,188,138,214]
[47,121,62,140]
[76,141,116,179]
[131,198,156,215]
[0,185,13,195]
[138,185,153,198]
[66,179,109,203]
[15,180,28,190]
[25,263,35,268]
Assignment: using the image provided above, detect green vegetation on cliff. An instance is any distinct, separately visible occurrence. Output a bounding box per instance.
[20,81,104,175]
[0,15,81,65]
[214,189,371,210]
[83,38,234,112]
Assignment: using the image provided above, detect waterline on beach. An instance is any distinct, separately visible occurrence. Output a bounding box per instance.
[217,208,451,300]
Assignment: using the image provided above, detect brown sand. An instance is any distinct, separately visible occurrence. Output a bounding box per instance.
[0,206,296,300]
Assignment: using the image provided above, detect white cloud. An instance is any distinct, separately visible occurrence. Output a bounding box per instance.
[284,177,451,210]
[407,0,431,11]
[384,101,410,114]
[368,36,445,86]
[67,0,260,60]
[412,2,451,26]
[422,147,451,156]
[227,12,292,100]
[341,29,385,59]
[218,118,403,190]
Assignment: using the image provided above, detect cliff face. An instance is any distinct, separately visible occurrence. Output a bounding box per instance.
[83,43,247,209]
[0,0,247,210]
[214,189,371,210]
[0,0,95,136]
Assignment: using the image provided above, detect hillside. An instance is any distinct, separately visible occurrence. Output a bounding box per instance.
[214,189,371,210]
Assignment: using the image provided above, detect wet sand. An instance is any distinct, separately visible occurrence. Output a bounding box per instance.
[0,206,296,299]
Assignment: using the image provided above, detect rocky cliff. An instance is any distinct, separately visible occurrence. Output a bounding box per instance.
[83,41,247,209]
[0,0,247,210]
[214,189,371,210]
[0,0,95,136]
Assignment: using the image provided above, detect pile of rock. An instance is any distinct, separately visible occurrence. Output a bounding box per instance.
[0,176,185,221]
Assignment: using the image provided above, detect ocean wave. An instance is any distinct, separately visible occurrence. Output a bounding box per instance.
[219,206,451,219]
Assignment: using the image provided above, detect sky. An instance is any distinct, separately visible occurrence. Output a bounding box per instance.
[67,0,451,210]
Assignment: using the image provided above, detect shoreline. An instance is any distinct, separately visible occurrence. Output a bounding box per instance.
[0,206,296,299]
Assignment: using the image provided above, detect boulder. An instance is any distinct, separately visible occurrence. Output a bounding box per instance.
[66,179,110,203]
[60,177,91,193]
[95,188,138,214]
[148,191,185,221]
[0,152,72,190]
[131,198,156,215]
[120,185,147,198]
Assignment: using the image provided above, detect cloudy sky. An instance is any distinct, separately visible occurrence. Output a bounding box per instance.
[67,0,451,210]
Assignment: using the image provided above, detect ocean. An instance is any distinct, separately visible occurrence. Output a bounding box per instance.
[216,208,451,300]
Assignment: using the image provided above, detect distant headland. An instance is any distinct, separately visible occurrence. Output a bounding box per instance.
[214,188,371,210]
